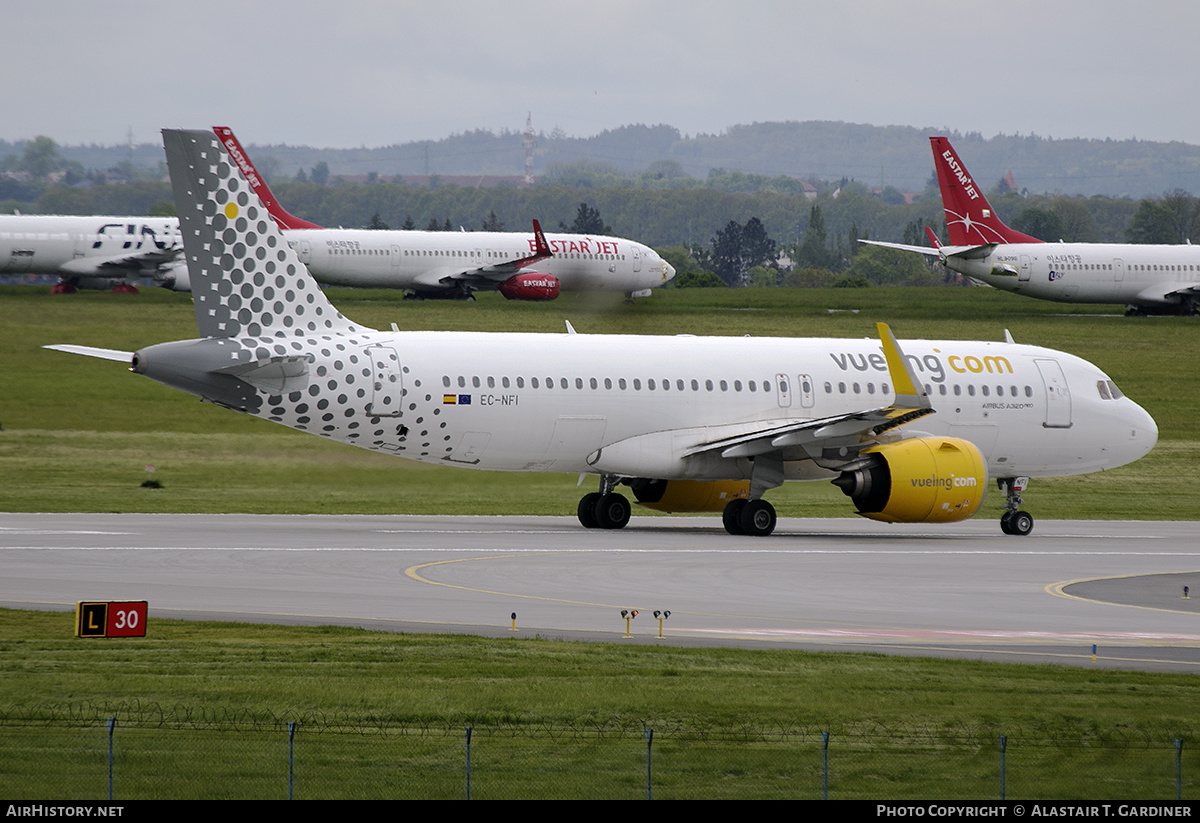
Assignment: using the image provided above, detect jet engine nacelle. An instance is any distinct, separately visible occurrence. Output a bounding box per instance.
[498,272,560,301]
[628,478,750,513]
[832,436,986,523]
[156,261,191,292]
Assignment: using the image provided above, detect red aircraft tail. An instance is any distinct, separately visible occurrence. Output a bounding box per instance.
[929,136,1041,245]
[212,127,324,230]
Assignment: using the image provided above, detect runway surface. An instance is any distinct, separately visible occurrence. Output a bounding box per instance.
[2,513,1199,672]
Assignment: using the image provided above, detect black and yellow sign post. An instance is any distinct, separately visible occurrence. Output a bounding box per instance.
[75,601,147,638]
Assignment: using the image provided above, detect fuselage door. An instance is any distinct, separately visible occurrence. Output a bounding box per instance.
[796,373,815,408]
[1034,358,1072,429]
[1019,254,1032,282]
[297,240,312,265]
[365,345,403,418]
[1114,257,1125,282]
[391,245,401,270]
[775,373,792,408]
[632,247,642,272]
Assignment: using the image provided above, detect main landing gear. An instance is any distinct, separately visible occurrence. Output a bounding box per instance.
[721,498,777,537]
[576,459,782,537]
[998,476,1033,536]
[722,452,783,537]
[577,475,631,530]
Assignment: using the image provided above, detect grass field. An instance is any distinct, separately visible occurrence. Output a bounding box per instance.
[4,285,1199,798]
[1,608,1196,799]
[2,284,1196,519]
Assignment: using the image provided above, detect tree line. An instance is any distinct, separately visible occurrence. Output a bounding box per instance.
[8,137,1200,290]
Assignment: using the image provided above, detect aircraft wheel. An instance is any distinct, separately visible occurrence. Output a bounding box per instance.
[739,499,777,537]
[1009,511,1034,536]
[594,492,630,530]
[1000,511,1014,535]
[722,499,747,535]
[577,493,601,528]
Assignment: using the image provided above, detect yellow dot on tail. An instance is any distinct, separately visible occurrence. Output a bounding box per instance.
[224,203,238,219]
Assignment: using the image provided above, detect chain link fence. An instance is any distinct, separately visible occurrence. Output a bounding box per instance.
[0,703,1190,800]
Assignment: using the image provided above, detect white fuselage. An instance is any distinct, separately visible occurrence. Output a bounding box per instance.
[284,228,674,294]
[0,214,182,284]
[5,214,673,295]
[944,242,1200,308]
[249,330,1155,483]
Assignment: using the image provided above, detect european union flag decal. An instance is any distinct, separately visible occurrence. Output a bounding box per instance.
[458,394,472,405]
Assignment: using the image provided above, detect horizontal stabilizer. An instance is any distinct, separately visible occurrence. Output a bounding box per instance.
[43,344,133,363]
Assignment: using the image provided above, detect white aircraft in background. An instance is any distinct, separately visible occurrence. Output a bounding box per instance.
[215,127,675,301]
[864,137,1200,315]
[48,130,1158,537]
[0,214,185,292]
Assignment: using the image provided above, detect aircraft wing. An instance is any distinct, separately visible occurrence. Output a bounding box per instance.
[683,324,933,468]
[859,238,996,261]
[590,324,936,479]
[59,247,183,277]
[1139,282,1200,306]
[682,405,933,466]
[421,219,554,289]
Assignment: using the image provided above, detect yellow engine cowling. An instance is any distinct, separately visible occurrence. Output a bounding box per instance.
[629,479,750,513]
[832,437,986,523]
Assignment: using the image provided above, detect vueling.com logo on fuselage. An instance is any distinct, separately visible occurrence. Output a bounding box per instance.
[941,150,980,201]
[911,475,978,490]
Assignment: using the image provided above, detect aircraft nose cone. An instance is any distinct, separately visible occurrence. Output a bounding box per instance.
[663,261,676,282]
[1122,399,1158,464]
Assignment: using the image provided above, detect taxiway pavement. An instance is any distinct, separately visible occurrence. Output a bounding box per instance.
[2,513,1198,671]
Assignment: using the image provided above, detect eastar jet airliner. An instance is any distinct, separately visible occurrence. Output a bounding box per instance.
[0,214,185,292]
[864,137,1200,315]
[48,131,1158,537]
[214,127,675,301]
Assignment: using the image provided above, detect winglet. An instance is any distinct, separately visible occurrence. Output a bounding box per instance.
[877,323,930,410]
[509,219,554,269]
[213,127,324,230]
[531,219,551,258]
[923,225,942,251]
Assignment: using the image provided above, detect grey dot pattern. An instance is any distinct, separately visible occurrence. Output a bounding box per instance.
[165,129,461,458]
[170,130,361,342]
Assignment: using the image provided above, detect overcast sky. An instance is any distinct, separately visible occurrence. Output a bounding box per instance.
[7,0,1198,150]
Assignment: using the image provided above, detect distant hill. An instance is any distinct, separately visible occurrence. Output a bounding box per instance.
[6,121,1200,198]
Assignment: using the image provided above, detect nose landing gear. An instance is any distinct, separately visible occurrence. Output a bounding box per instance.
[998,477,1033,536]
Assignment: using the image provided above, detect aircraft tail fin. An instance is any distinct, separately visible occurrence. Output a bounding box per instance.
[213,127,324,230]
[163,129,364,339]
[930,137,1042,246]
